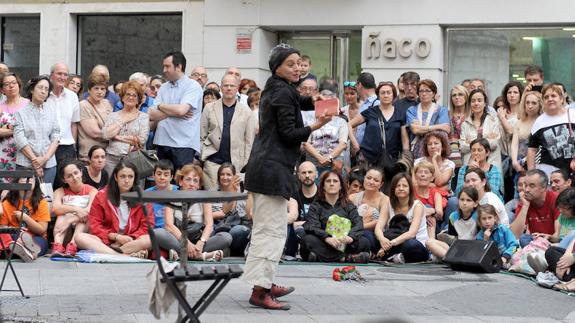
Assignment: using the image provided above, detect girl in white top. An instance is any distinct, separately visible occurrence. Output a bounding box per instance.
[463,168,509,225]
[375,173,429,263]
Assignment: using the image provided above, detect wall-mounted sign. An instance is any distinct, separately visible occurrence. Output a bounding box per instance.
[365,32,431,60]
[236,29,252,54]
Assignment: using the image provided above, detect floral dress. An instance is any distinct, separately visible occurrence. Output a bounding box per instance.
[0,99,29,171]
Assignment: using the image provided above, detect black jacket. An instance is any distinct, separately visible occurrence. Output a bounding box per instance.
[244,75,314,199]
[303,199,364,242]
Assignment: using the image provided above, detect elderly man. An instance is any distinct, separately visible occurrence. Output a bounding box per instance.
[190,66,209,88]
[200,74,255,190]
[511,169,560,247]
[45,63,80,187]
[149,51,203,171]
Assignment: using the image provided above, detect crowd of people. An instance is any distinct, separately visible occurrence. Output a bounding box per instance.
[0,48,575,309]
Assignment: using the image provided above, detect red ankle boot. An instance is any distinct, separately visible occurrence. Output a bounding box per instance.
[249,288,291,310]
[270,283,295,298]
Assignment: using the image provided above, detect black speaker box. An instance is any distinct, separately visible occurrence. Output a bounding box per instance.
[444,240,502,273]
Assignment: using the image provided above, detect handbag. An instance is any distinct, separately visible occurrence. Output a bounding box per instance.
[384,214,410,240]
[121,145,159,179]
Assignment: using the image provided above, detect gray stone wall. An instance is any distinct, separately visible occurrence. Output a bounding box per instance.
[2,16,40,84]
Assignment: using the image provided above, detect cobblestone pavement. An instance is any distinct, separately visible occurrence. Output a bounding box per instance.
[0,258,574,322]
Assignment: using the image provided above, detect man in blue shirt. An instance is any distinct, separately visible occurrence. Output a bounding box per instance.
[149,51,203,171]
[353,72,379,151]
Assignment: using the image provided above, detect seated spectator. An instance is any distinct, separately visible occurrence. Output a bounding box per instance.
[301,171,370,263]
[454,138,503,199]
[459,88,502,171]
[78,73,112,161]
[350,167,389,254]
[146,160,178,229]
[427,187,479,260]
[463,168,509,225]
[211,163,251,256]
[504,172,526,223]
[406,79,450,159]
[550,188,575,249]
[375,173,429,263]
[51,160,98,257]
[550,169,572,194]
[414,131,455,192]
[347,170,364,196]
[156,164,231,261]
[476,204,519,267]
[0,176,50,261]
[413,160,447,238]
[544,238,575,281]
[102,80,149,175]
[74,162,152,258]
[82,145,109,190]
[510,169,559,247]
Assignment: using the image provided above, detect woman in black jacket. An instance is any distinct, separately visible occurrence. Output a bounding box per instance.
[302,171,371,263]
[242,44,331,311]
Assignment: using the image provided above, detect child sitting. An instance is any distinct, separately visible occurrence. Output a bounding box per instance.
[476,204,519,268]
[427,187,479,260]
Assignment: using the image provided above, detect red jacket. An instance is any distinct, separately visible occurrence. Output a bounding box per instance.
[88,189,154,245]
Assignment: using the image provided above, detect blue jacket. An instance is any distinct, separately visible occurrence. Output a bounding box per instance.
[476,224,518,259]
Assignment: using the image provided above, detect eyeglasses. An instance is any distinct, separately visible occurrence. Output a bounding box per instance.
[183,177,200,184]
[123,93,138,98]
[419,89,434,94]
[221,84,237,89]
[2,81,18,87]
[343,81,356,87]
[191,72,208,78]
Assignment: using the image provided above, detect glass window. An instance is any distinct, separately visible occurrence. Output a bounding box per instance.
[78,14,182,84]
[447,28,575,104]
[1,16,40,83]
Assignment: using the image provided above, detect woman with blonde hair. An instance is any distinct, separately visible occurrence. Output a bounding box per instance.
[511,91,543,172]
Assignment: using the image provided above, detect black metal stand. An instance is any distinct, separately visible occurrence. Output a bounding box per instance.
[0,227,28,298]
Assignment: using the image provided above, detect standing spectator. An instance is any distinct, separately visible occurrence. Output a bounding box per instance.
[298,55,317,82]
[341,81,362,120]
[65,74,83,98]
[102,80,149,175]
[114,72,154,113]
[459,88,503,171]
[239,79,258,95]
[82,64,121,108]
[46,63,80,187]
[524,65,544,93]
[0,73,29,171]
[200,74,255,190]
[242,45,330,310]
[527,83,575,176]
[447,85,468,169]
[406,79,450,159]
[393,71,420,113]
[149,51,202,171]
[498,81,523,157]
[14,76,60,183]
[511,91,542,173]
[78,73,113,161]
[203,88,221,109]
[190,66,208,88]
[353,72,379,148]
[147,75,165,99]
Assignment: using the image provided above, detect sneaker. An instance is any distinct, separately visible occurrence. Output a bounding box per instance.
[10,241,35,262]
[65,242,78,257]
[527,252,548,274]
[51,242,66,257]
[387,253,405,264]
[430,254,442,264]
[270,284,295,298]
[19,233,40,257]
[249,288,290,310]
[536,271,560,288]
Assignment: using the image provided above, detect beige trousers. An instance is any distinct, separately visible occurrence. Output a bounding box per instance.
[241,193,287,289]
[202,160,221,191]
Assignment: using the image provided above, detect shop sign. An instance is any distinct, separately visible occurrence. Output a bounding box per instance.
[236,29,252,54]
[365,32,431,60]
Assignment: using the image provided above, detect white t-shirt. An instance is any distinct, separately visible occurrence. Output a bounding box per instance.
[118,200,130,231]
[45,87,80,145]
[479,192,509,225]
[389,200,428,245]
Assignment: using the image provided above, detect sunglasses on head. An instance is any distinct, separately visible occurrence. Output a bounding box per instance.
[343,81,356,87]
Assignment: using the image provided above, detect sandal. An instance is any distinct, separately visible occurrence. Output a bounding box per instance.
[202,250,223,262]
[129,249,149,259]
[553,279,575,292]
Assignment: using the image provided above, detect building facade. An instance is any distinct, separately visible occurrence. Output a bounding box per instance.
[2,0,575,99]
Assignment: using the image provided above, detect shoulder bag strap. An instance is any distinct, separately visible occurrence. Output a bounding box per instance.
[86,99,106,126]
[568,109,573,137]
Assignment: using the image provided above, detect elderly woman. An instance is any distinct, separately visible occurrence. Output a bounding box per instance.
[13,76,60,183]
[78,73,113,161]
[459,88,503,171]
[102,80,149,175]
[302,171,371,263]
[66,74,83,97]
[406,79,450,159]
[0,73,29,171]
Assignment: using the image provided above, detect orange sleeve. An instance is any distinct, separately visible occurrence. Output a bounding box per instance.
[0,201,18,227]
[0,200,9,226]
[32,199,51,223]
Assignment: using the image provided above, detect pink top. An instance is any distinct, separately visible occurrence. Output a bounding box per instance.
[0,98,29,172]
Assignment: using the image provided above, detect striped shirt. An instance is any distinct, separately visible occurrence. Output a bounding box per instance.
[13,102,61,168]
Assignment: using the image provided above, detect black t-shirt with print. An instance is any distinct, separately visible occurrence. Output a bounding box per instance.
[528,109,575,172]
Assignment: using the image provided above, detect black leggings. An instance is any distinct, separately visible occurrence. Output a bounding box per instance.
[545,246,575,281]
[301,234,370,262]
